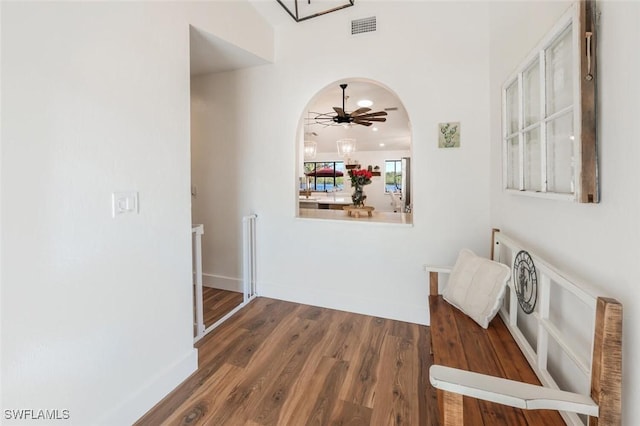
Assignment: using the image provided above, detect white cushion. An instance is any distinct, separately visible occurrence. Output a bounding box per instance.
[442,249,510,329]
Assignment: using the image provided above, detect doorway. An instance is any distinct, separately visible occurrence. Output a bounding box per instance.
[189,26,268,342]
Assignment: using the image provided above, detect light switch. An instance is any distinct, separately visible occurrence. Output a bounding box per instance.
[112,191,139,217]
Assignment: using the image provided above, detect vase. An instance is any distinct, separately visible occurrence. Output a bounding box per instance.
[351,185,366,207]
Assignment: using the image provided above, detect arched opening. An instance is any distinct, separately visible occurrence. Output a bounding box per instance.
[296,78,413,224]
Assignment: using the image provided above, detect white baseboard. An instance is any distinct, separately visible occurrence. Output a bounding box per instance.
[201,273,243,292]
[97,348,198,425]
[258,282,429,326]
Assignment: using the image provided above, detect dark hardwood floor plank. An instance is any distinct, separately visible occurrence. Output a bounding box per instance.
[329,400,372,426]
[338,316,388,408]
[304,358,350,426]
[137,298,434,426]
[417,323,439,426]
[201,287,243,328]
[249,315,333,425]
[370,333,418,425]
[158,362,243,426]
[205,311,328,424]
[322,310,366,362]
[280,354,339,425]
[137,298,293,425]
[135,326,250,425]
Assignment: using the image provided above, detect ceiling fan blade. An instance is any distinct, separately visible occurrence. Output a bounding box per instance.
[359,117,387,122]
[357,111,388,118]
[351,107,372,116]
[352,120,373,127]
[333,107,346,117]
[313,117,335,123]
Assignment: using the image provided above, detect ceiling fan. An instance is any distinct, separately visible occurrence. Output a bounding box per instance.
[312,84,388,128]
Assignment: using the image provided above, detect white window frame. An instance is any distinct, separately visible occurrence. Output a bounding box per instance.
[384,159,402,194]
[502,3,596,202]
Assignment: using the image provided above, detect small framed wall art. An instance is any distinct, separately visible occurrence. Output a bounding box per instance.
[438,122,460,148]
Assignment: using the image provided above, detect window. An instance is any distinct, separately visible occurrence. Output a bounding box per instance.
[303,162,345,191]
[385,160,402,193]
[502,2,597,203]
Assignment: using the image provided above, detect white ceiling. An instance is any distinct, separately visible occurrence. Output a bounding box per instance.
[189,26,270,76]
[190,6,411,154]
[249,0,308,28]
[304,79,411,153]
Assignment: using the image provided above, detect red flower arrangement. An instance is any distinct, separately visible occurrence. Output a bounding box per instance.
[348,169,373,187]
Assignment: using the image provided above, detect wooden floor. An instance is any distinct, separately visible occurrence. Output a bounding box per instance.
[138,297,438,426]
[201,287,244,329]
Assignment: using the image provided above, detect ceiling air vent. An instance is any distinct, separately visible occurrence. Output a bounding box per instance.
[351,16,377,35]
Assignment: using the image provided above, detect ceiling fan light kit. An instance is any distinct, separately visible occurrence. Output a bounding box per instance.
[337,138,356,157]
[303,140,317,159]
[276,0,355,23]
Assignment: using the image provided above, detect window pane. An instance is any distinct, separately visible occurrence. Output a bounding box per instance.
[385,160,402,192]
[506,136,520,189]
[524,60,540,127]
[304,162,315,174]
[316,177,326,191]
[505,81,519,135]
[546,25,573,115]
[524,127,541,191]
[335,162,345,190]
[547,112,574,193]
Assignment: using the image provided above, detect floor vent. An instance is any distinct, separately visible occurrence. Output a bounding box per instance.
[351,16,376,35]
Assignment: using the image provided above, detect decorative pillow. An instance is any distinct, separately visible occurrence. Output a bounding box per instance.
[442,249,510,329]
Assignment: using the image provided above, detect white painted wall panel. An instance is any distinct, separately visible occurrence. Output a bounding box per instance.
[192,1,492,326]
[0,1,273,424]
[488,1,640,423]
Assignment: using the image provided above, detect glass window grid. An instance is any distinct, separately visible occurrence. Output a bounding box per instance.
[502,17,578,198]
[303,161,345,191]
[385,160,402,193]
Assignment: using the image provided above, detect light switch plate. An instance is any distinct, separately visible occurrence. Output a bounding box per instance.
[112,191,139,217]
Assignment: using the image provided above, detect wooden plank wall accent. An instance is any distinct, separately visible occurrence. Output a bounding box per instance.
[579,0,599,203]
[429,272,438,296]
[442,391,463,426]
[589,297,623,426]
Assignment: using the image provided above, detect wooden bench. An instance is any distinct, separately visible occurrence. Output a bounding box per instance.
[425,230,622,425]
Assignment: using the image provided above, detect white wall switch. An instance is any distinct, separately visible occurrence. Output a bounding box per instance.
[112,191,139,217]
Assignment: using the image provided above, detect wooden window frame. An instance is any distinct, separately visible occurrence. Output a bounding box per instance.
[502,1,598,203]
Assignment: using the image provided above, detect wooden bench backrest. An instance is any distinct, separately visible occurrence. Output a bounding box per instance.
[489,229,622,425]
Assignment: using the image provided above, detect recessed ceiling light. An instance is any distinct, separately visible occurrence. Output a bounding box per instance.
[357,99,373,108]
[372,127,379,132]
[379,143,385,147]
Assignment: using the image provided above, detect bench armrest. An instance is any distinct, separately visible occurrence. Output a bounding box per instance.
[424,266,452,296]
[430,365,598,417]
[422,265,452,274]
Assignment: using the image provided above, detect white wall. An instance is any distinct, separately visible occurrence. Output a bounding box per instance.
[1,2,272,424]
[193,1,492,325]
[191,71,249,292]
[489,1,640,423]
